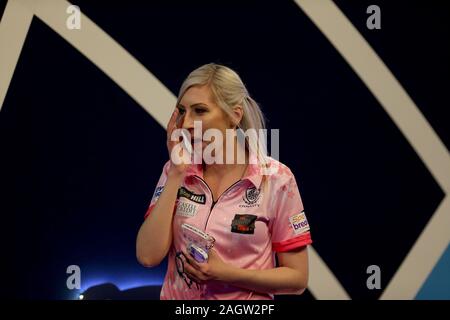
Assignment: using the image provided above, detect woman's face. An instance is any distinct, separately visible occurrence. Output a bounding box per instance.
[177,85,234,151]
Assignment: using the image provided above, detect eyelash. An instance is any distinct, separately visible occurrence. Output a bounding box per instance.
[177,107,206,115]
[195,108,206,114]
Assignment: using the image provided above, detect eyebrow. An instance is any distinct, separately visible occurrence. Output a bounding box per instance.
[178,103,208,109]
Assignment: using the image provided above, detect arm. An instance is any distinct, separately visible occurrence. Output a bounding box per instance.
[227,246,309,295]
[183,246,309,295]
[136,171,184,267]
[136,108,189,267]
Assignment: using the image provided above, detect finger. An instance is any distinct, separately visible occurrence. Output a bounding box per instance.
[184,263,204,283]
[187,273,204,285]
[183,249,202,269]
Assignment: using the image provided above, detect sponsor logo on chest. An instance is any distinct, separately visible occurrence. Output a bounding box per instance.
[178,186,206,204]
[231,214,258,234]
[176,201,199,218]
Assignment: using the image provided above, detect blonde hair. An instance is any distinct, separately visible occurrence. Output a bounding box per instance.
[177,63,270,173]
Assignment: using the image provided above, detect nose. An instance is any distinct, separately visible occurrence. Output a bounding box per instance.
[181,111,194,131]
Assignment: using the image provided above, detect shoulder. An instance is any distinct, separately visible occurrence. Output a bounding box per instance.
[262,156,297,187]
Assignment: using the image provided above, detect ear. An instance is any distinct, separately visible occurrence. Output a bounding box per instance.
[229,105,244,128]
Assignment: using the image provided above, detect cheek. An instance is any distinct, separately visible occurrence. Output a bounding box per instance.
[201,117,229,139]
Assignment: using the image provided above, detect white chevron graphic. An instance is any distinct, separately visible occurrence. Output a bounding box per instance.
[294,0,450,299]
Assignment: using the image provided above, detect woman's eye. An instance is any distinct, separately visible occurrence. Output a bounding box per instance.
[195,109,206,114]
[178,108,185,114]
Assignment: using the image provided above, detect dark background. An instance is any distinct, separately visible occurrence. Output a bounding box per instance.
[1,0,449,299]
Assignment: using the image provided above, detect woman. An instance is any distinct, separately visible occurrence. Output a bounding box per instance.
[136,63,312,300]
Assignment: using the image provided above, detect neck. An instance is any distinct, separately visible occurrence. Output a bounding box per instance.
[203,137,248,175]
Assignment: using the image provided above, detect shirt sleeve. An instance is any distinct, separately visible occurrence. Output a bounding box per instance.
[144,160,172,219]
[270,169,312,252]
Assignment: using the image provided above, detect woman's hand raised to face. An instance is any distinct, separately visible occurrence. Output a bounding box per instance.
[167,108,192,176]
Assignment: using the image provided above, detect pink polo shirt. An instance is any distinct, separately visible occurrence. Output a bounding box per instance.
[144,154,312,300]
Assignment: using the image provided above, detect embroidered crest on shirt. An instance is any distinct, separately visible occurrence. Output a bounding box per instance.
[289,211,310,235]
[177,186,206,204]
[239,186,261,208]
[231,214,257,234]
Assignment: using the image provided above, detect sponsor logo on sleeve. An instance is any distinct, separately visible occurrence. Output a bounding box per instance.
[289,211,310,235]
[152,186,164,201]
